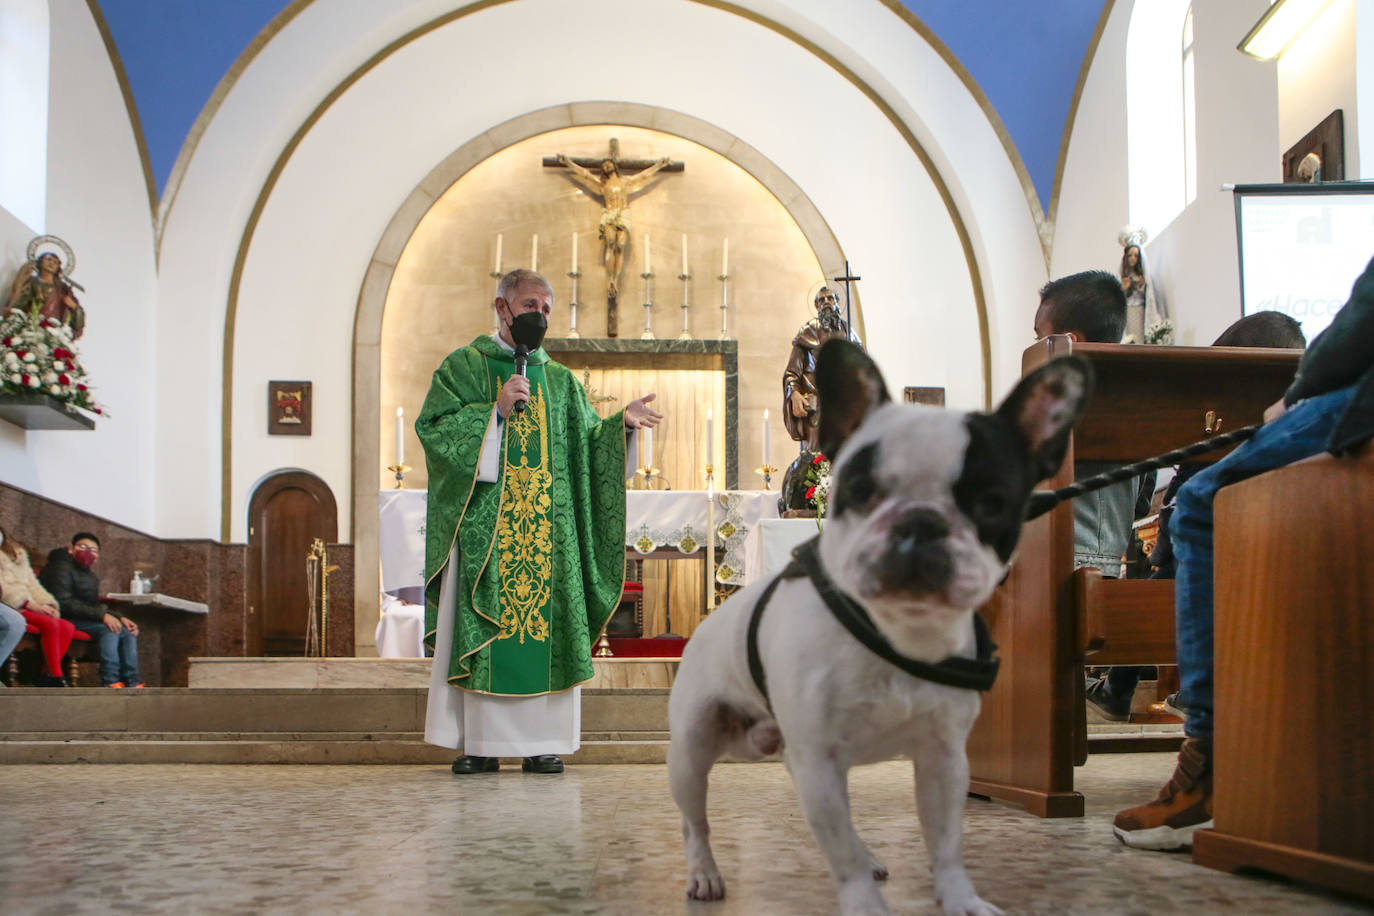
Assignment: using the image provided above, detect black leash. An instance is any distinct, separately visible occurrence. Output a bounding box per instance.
[1024,424,1261,521]
[746,539,1000,710]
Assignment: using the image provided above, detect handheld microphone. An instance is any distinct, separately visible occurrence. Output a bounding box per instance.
[512,344,530,414]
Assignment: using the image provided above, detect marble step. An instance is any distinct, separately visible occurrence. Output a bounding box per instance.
[0,687,669,734]
[0,737,668,765]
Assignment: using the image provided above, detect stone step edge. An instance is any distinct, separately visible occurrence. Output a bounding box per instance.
[0,730,671,742]
[0,739,671,765]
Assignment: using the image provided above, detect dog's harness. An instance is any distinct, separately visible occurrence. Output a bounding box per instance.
[746,538,1000,708]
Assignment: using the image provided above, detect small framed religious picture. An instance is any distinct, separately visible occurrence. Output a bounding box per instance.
[903,386,945,407]
[268,380,312,436]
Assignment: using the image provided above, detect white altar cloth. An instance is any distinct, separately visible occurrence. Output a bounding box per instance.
[378,488,785,607]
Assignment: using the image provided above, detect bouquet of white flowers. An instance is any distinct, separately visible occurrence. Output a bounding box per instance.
[0,307,105,415]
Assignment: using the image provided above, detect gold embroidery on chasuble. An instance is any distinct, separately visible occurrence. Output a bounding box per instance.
[497,391,553,644]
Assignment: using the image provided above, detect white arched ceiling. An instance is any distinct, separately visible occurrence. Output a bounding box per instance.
[152,0,1044,542]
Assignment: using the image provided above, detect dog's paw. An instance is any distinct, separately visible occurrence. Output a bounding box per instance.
[838,880,890,915]
[685,868,726,901]
[939,894,1003,916]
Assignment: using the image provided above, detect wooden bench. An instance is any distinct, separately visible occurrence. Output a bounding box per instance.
[966,338,1302,817]
[1193,444,1374,900]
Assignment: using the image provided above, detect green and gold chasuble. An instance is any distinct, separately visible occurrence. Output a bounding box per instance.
[418,335,628,696]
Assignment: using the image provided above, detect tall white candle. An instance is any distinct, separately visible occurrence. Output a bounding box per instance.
[644,426,653,470]
[762,408,770,466]
[722,238,729,275]
[395,406,405,466]
[706,408,714,466]
[494,233,503,274]
[571,232,578,273]
[681,233,688,275]
[531,234,538,272]
[644,233,652,274]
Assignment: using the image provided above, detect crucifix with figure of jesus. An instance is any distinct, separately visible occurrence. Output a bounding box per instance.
[543,138,684,337]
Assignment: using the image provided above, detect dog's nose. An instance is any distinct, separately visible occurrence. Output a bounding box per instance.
[894,509,950,548]
[883,510,952,592]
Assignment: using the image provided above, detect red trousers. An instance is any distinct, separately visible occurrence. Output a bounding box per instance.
[20,610,82,677]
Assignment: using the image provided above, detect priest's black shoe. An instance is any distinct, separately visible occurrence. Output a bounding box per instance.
[522,755,564,774]
[451,755,499,774]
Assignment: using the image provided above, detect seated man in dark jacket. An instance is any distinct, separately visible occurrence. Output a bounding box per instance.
[39,532,142,688]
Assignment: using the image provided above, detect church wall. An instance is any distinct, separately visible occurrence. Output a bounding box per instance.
[1048,0,1132,287]
[0,0,158,532]
[1056,0,1280,347]
[153,0,1045,546]
[1277,0,1360,176]
[1148,0,1279,346]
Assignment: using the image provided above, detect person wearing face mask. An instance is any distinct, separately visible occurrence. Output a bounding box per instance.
[39,532,142,688]
[0,527,89,687]
[419,268,663,775]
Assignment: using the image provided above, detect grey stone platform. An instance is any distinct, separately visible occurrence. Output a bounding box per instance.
[0,687,670,765]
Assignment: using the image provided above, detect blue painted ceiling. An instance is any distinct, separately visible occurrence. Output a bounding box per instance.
[97,0,1105,213]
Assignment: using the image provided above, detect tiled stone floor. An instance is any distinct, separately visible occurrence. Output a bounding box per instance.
[1,754,1368,915]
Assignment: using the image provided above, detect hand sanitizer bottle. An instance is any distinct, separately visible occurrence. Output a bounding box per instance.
[131,571,144,595]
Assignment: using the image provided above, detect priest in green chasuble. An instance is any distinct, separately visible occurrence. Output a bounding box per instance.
[420,268,663,775]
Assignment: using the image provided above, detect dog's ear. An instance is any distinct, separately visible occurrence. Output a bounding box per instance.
[816,339,890,460]
[995,355,1093,480]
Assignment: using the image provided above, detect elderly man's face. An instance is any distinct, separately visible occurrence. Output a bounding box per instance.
[498,282,553,326]
[816,289,838,311]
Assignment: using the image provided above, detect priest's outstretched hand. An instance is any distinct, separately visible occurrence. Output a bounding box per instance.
[624,392,663,430]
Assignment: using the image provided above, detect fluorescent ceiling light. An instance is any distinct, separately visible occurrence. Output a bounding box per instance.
[1238,0,1337,60]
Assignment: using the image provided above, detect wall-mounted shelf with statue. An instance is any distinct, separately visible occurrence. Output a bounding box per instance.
[0,394,96,431]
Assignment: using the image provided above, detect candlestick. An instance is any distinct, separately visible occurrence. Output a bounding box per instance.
[762,408,770,467]
[678,256,692,341]
[386,464,411,489]
[494,233,503,274]
[641,258,655,340]
[705,467,716,610]
[644,426,653,470]
[705,408,714,468]
[644,233,652,275]
[681,233,688,276]
[531,234,538,272]
[567,258,582,339]
[395,406,405,467]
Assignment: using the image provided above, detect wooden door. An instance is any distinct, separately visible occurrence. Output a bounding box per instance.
[247,472,338,656]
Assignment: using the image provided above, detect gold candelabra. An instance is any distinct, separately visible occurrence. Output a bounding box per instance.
[755,464,779,490]
[633,466,663,490]
[387,464,411,489]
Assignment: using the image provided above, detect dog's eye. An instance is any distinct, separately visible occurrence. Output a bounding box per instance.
[975,493,1008,519]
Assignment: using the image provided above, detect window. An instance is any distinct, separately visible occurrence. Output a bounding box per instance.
[1182,8,1197,204]
[0,0,48,232]
[1127,0,1193,237]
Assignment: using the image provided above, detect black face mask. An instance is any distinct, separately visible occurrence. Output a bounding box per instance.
[509,310,548,351]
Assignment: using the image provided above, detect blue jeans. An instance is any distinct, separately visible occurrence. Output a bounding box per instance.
[1170,384,1357,742]
[72,619,141,686]
[0,602,26,683]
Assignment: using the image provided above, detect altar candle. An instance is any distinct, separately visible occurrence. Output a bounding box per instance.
[494,233,503,274]
[531,234,538,272]
[571,231,578,273]
[722,238,729,275]
[681,233,688,276]
[706,408,714,466]
[762,408,770,466]
[395,407,405,466]
[644,426,653,470]
[644,233,652,274]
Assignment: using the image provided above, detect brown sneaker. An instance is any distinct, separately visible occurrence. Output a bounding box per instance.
[1112,737,1213,850]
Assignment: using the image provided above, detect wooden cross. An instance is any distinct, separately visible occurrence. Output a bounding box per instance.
[544,138,684,337]
[831,261,862,333]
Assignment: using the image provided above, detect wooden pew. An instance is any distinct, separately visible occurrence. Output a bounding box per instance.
[966,338,1302,817]
[1193,444,1374,900]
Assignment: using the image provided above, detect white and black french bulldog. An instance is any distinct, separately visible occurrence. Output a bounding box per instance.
[668,339,1091,916]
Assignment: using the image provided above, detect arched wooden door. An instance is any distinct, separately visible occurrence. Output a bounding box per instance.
[247,471,338,656]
